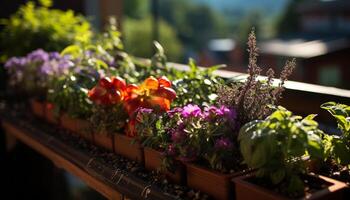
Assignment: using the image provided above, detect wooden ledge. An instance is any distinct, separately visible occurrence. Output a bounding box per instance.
[0,113,177,200]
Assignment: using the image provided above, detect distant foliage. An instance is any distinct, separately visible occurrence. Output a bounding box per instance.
[0,0,92,60]
[218,29,295,125]
[123,16,183,61]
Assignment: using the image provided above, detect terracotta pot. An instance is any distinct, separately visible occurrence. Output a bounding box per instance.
[60,113,78,133]
[94,132,114,152]
[144,147,186,184]
[114,134,144,164]
[233,174,347,200]
[29,99,45,118]
[76,119,93,142]
[45,103,60,124]
[60,113,93,141]
[187,163,247,200]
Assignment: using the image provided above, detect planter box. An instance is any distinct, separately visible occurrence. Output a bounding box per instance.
[94,132,114,152]
[29,99,45,118]
[60,113,93,142]
[45,103,59,124]
[186,163,247,200]
[114,134,144,164]
[144,147,186,184]
[233,174,347,200]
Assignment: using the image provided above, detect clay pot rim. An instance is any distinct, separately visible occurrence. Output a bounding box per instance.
[233,173,348,199]
[186,162,249,179]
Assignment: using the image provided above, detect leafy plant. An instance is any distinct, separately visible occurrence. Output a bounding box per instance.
[87,76,128,133]
[238,107,324,197]
[47,68,98,118]
[0,0,92,60]
[118,42,224,107]
[218,29,295,126]
[321,102,350,166]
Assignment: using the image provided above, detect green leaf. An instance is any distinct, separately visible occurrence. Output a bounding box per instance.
[270,169,285,185]
[332,137,350,165]
[39,0,53,7]
[287,175,304,196]
[61,45,81,57]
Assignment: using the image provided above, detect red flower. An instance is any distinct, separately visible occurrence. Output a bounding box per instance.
[88,76,127,105]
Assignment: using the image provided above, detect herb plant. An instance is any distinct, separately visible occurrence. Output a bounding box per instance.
[321,102,350,166]
[238,107,324,197]
[218,29,295,126]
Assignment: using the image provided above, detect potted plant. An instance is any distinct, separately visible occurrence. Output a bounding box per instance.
[235,106,347,200]
[316,102,350,197]
[114,76,176,164]
[87,76,128,151]
[156,104,246,200]
[167,29,294,200]
[4,49,73,119]
[135,107,186,184]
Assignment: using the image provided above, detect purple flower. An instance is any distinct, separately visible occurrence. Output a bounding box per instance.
[167,107,183,118]
[138,107,153,114]
[27,49,49,63]
[170,125,187,143]
[225,107,237,119]
[214,137,233,150]
[181,104,202,118]
[4,57,27,69]
[135,107,153,123]
[49,52,60,60]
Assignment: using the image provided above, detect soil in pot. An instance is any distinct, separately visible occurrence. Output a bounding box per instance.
[45,103,60,124]
[114,133,144,164]
[186,163,248,200]
[94,132,114,152]
[233,173,347,200]
[144,147,186,184]
[30,99,45,118]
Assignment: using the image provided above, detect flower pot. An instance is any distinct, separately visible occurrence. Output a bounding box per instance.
[29,99,45,118]
[94,132,114,152]
[144,147,186,184]
[45,103,59,124]
[60,113,93,142]
[114,134,144,164]
[60,113,78,133]
[186,163,247,200]
[233,174,347,200]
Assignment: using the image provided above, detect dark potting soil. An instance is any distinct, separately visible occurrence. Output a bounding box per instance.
[2,102,211,200]
[319,159,350,185]
[247,174,332,199]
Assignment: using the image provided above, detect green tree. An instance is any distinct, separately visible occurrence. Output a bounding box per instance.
[123,16,183,61]
[123,0,148,19]
[159,0,229,51]
[275,0,305,35]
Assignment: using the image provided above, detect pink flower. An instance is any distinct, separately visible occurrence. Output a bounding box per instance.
[181,104,202,118]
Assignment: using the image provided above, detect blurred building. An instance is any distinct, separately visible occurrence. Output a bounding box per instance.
[198,38,245,72]
[260,0,350,89]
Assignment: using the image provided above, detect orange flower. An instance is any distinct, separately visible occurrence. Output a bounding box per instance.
[88,76,127,105]
[124,76,176,116]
